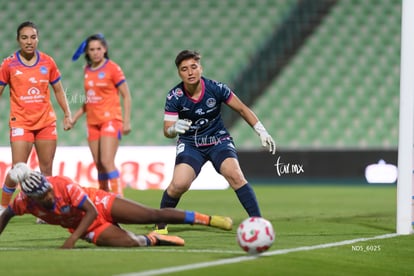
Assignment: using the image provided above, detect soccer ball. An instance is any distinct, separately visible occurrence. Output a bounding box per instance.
[236,217,275,254]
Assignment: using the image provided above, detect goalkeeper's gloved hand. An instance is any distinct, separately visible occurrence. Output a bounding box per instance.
[167,119,192,137]
[253,121,276,155]
[9,162,31,183]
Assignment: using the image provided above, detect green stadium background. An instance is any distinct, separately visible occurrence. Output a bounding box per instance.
[0,0,401,180]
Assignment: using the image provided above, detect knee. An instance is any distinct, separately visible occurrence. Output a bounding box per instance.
[38,164,53,176]
[224,172,247,190]
[167,182,189,198]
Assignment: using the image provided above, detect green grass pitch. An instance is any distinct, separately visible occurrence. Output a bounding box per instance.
[0,184,412,275]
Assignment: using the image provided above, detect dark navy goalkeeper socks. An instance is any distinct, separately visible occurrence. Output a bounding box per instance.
[160,190,180,209]
[235,183,261,217]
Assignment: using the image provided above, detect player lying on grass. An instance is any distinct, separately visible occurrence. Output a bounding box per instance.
[0,163,232,249]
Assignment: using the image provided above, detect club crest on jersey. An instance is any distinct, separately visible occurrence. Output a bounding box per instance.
[40,66,48,75]
[206,98,216,108]
[98,72,105,79]
[167,88,184,100]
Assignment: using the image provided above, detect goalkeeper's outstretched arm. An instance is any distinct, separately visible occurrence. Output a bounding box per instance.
[226,92,276,154]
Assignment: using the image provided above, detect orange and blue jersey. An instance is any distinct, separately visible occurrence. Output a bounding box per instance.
[0,50,61,130]
[9,176,116,235]
[83,59,125,125]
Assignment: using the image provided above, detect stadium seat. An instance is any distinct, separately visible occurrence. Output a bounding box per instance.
[231,0,401,148]
[0,0,401,149]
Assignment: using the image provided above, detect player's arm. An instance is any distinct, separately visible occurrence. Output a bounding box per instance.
[226,93,276,154]
[52,80,73,131]
[118,82,132,135]
[60,197,98,249]
[71,104,86,126]
[0,85,5,97]
[0,207,15,236]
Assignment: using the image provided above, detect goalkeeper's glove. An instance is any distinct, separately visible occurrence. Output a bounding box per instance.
[167,119,192,137]
[9,162,31,183]
[253,121,276,155]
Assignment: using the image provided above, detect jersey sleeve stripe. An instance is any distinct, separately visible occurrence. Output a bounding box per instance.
[115,79,126,87]
[164,112,178,121]
[225,91,234,103]
[50,76,61,85]
[77,195,89,209]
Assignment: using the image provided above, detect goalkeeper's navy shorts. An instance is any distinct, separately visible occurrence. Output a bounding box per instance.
[175,137,238,175]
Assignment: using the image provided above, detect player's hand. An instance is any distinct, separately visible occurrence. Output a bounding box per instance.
[259,133,276,155]
[168,119,192,136]
[123,120,131,135]
[9,162,31,183]
[61,237,76,249]
[63,116,73,131]
[253,121,276,155]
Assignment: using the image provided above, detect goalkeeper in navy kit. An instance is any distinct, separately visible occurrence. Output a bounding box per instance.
[155,50,276,234]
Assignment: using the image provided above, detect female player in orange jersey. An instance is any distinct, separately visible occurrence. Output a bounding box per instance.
[0,21,72,209]
[0,163,232,249]
[71,34,132,197]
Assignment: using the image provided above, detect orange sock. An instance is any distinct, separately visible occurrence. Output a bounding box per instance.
[1,185,16,207]
[109,178,123,197]
[194,212,210,226]
[98,180,109,192]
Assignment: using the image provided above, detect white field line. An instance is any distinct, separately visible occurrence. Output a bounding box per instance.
[115,233,399,276]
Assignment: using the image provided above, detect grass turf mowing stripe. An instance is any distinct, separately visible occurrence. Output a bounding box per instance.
[116,233,399,276]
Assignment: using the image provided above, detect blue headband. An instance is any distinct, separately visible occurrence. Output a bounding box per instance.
[72,33,105,61]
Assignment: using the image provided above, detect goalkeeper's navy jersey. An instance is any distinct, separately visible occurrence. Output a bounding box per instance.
[164,77,234,147]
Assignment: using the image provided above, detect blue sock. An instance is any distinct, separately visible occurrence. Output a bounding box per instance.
[2,186,16,194]
[107,170,120,179]
[235,184,261,217]
[160,190,180,208]
[183,211,195,224]
[98,173,108,181]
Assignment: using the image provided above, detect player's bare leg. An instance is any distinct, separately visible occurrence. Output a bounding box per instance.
[154,163,195,233]
[95,224,184,247]
[88,139,109,191]
[35,139,57,176]
[110,197,232,231]
[35,140,57,224]
[1,141,32,207]
[220,157,261,217]
[99,135,122,196]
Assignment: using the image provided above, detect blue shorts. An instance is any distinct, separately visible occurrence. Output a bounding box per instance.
[175,137,238,175]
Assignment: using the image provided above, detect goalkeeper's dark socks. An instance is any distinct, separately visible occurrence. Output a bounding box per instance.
[157,191,181,230]
[160,190,180,208]
[235,183,262,217]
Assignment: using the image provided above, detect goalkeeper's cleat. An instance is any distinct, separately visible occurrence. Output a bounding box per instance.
[209,215,233,231]
[146,232,184,246]
[153,225,168,235]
